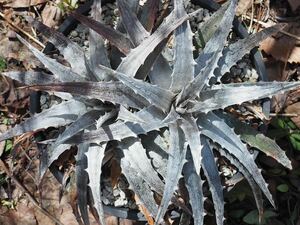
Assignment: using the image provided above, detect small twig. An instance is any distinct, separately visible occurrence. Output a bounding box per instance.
[269,113,298,117]
[248,0,254,32]
[0,12,45,48]
[0,159,65,225]
[242,15,300,41]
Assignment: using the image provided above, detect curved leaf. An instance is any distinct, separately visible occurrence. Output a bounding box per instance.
[65,109,179,144]
[86,144,106,225]
[186,81,300,113]
[181,115,202,174]
[156,122,187,224]
[195,1,230,51]
[76,143,90,225]
[142,131,169,179]
[117,0,149,46]
[89,0,111,81]
[177,0,237,105]
[217,146,264,220]
[98,65,175,112]
[71,12,132,55]
[119,149,158,217]
[30,19,88,79]
[1,71,59,85]
[139,0,159,32]
[170,0,194,92]
[120,137,165,195]
[117,9,198,78]
[216,112,292,169]
[183,148,205,225]
[0,99,86,142]
[201,137,224,225]
[16,34,84,82]
[29,81,150,110]
[218,23,286,79]
[198,112,275,207]
[54,109,104,146]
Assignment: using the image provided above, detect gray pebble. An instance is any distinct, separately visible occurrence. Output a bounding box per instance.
[113,188,120,196]
[70,30,78,37]
[40,94,48,105]
[114,198,127,207]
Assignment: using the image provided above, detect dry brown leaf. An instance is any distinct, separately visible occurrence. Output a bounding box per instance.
[260,23,300,63]
[41,2,63,28]
[134,195,154,225]
[4,0,48,8]
[110,159,121,188]
[285,102,300,128]
[119,219,134,225]
[106,216,118,225]
[0,36,41,70]
[287,0,300,11]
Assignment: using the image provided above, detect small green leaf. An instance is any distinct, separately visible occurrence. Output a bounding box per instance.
[276,184,289,193]
[0,57,6,72]
[243,210,258,224]
[243,210,277,225]
[277,118,288,129]
[2,118,10,125]
[290,133,300,140]
[4,140,12,152]
[289,134,300,151]
[287,120,297,129]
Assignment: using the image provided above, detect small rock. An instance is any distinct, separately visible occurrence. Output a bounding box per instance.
[245,68,253,78]
[84,40,89,46]
[114,197,127,207]
[119,190,126,199]
[249,69,259,82]
[40,94,48,105]
[101,196,110,205]
[70,30,78,37]
[113,188,120,197]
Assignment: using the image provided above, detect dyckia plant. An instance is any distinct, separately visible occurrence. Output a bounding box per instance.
[0,0,296,224]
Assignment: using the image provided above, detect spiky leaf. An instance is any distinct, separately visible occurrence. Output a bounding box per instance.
[186,82,300,113]
[156,122,187,224]
[0,100,86,142]
[86,143,106,225]
[201,137,224,225]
